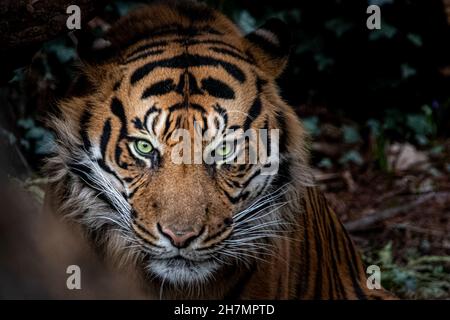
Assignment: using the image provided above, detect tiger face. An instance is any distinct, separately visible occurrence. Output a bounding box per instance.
[47,2,309,286]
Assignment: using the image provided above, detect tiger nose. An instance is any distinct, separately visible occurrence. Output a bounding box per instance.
[158,224,200,248]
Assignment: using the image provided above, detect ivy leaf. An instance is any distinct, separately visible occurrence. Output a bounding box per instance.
[343,125,361,144]
[369,0,394,5]
[318,157,333,169]
[369,21,397,40]
[235,10,256,34]
[44,40,76,64]
[325,18,354,38]
[339,150,364,166]
[314,53,334,71]
[303,116,321,137]
[401,64,417,79]
[407,33,423,47]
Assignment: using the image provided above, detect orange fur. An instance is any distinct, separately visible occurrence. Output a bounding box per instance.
[45,1,394,299]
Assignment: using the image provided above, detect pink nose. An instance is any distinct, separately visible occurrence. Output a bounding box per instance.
[159,225,200,248]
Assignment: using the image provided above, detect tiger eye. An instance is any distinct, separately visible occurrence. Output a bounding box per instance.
[216,143,232,157]
[135,139,153,155]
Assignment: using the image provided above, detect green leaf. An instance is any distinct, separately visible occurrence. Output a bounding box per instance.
[406,33,423,47]
[378,241,393,266]
[339,150,363,166]
[314,53,334,71]
[17,118,35,129]
[303,116,321,137]
[415,134,429,146]
[295,36,322,55]
[342,125,361,144]
[367,119,381,136]
[406,114,431,135]
[0,128,16,144]
[369,0,394,5]
[429,145,444,155]
[9,68,25,84]
[317,158,333,169]
[325,18,354,38]
[20,139,30,150]
[369,21,397,40]
[235,10,256,34]
[114,1,141,16]
[421,104,433,117]
[401,63,417,79]
[44,41,76,63]
[35,131,55,155]
[17,118,55,155]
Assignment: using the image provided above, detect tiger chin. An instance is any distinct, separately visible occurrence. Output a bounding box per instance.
[44,1,394,299]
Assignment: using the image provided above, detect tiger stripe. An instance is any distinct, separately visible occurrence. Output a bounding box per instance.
[45,1,395,300]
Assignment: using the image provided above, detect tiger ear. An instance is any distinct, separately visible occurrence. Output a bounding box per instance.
[245,18,291,78]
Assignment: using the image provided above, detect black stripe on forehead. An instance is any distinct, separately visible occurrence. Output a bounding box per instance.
[243,77,266,130]
[132,117,144,130]
[113,79,122,91]
[168,102,206,114]
[175,72,203,95]
[142,79,176,99]
[126,38,246,62]
[130,54,246,85]
[185,39,245,55]
[201,77,235,100]
[125,49,165,64]
[140,102,228,140]
[209,47,253,63]
[243,97,261,131]
[126,40,169,59]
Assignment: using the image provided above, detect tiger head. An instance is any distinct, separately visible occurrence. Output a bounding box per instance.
[47,1,310,287]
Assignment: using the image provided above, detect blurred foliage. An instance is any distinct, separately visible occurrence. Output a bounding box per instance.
[17,118,54,156]
[206,0,450,122]
[203,0,450,173]
[371,105,437,146]
[364,242,450,299]
[366,104,438,171]
[303,117,321,137]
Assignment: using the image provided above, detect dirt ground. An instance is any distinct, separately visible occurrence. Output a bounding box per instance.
[313,139,450,299]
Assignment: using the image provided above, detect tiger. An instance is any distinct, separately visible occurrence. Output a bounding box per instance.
[45,0,394,299]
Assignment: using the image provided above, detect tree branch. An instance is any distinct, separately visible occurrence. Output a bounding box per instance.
[345,192,449,232]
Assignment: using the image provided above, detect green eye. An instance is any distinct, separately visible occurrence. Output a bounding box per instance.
[134,139,153,155]
[216,143,232,157]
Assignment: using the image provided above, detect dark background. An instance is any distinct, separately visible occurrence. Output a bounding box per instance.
[0,0,449,299]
